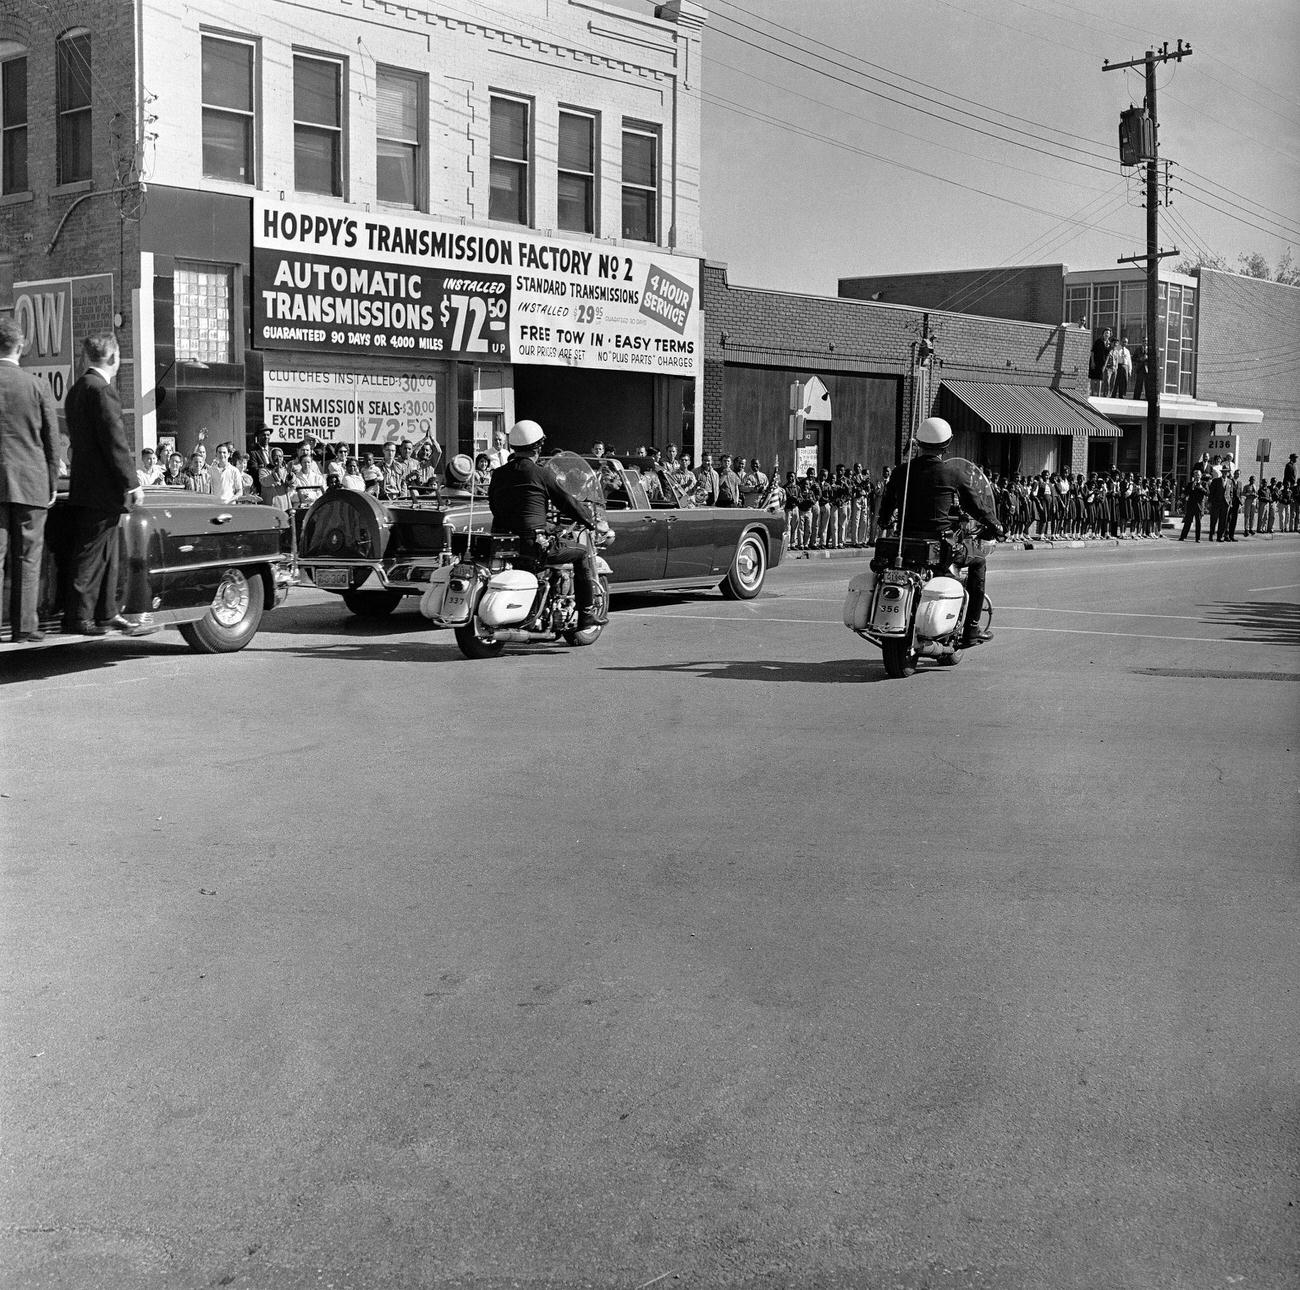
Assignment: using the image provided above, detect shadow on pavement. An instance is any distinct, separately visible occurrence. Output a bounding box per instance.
[1199,599,1300,648]
[600,657,909,684]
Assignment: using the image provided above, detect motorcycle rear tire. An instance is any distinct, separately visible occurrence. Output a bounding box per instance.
[881,638,919,678]
[454,620,505,659]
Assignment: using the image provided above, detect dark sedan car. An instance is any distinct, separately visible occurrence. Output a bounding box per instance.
[297,457,785,617]
[1,486,296,654]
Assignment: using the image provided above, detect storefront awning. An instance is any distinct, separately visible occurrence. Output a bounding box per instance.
[940,381,1122,437]
[1090,394,1264,425]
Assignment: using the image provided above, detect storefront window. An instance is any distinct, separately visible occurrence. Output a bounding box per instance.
[174,265,234,365]
[1120,281,1145,349]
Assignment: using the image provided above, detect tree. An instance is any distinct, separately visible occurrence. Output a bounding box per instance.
[1173,250,1299,285]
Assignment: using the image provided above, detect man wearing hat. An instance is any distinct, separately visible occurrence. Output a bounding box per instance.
[875,416,1004,649]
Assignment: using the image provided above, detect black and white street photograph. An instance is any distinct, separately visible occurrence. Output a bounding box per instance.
[1,0,1297,1286]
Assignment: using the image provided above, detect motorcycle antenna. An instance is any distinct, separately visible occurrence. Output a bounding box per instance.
[892,404,923,570]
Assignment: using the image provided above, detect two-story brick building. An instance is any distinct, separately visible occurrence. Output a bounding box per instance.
[0,0,706,462]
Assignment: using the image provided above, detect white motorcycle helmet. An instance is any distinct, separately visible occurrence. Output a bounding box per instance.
[916,416,953,447]
[508,419,545,449]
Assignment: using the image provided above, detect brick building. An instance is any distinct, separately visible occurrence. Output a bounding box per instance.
[701,262,1118,480]
[0,0,707,462]
[841,261,1294,483]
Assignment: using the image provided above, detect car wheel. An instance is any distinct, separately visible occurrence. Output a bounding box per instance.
[342,589,404,618]
[178,567,265,654]
[719,530,767,599]
[454,620,505,659]
[564,576,610,647]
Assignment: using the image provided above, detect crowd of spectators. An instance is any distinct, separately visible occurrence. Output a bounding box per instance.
[995,471,1171,541]
[136,426,1300,549]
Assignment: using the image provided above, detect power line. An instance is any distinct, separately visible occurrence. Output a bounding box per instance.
[702,90,1134,241]
[708,9,1117,172]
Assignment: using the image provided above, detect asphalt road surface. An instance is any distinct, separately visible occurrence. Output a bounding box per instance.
[3,537,1298,1290]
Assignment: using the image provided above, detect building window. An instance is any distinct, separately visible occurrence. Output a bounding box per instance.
[1,55,26,194]
[558,110,596,234]
[202,36,255,184]
[489,95,529,224]
[377,68,422,208]
[1091,282,1118,338]
[1064,284,1090,328]
[56,30,92,185]
[621,125,658,242]
[174,264,234,365]
[294,54,343,196]
[1119,281,1145,351]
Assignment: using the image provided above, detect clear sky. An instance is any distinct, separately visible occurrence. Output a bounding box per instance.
[653,0,1300,297]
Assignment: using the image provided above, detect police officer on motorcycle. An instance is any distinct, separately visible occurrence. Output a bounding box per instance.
[488,419,607,630]
[876,416,1004,649]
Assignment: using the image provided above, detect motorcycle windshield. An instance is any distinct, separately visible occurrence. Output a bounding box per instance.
[544,452,603,508]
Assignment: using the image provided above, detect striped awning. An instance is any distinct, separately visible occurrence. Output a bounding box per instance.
[940,380,1122,438]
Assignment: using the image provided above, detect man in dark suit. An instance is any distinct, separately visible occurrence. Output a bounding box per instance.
[63,334,143,635]
[0,315,60,642]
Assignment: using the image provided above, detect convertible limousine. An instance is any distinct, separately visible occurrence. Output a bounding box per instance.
[297,457,786,617]
[1,487,296,654]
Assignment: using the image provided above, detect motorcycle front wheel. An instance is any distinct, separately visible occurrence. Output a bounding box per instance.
[454,619,505,659]
[881,638,919,678]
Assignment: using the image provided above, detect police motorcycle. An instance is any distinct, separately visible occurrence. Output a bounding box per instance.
[420,451,614,659]
[842,453,997,679]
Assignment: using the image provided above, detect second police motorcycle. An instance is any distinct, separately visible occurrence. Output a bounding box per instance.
[842,420,999,678]
[420,451,614,659]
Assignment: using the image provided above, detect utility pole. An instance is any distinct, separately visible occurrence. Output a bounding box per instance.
[1104,40,1192,473]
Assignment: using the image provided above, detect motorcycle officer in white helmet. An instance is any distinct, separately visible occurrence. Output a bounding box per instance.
[876,416,1004,648]
[487,419,607,630]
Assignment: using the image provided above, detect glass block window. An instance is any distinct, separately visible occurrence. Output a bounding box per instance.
[174,265,234,365]
[621,126,658,242]
[377,68,422,208]
[294,54,343,196]
[490,95,529,224]
[558,110,596,234]
[2,56,27,194]
[56,30,92,185]
[202,36,255,184]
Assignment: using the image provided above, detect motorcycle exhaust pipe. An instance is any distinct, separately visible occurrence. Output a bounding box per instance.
[489,628,557,643]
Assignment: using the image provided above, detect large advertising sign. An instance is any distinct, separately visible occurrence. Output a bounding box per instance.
[251,199,700,376]
[13,274,115,409]
[262,367,438,446]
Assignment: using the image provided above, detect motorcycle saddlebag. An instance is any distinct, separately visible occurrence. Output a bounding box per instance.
[420,566,451,621]
[842,570,878,630]
[914,576,966,638]
[478,568,539,627]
